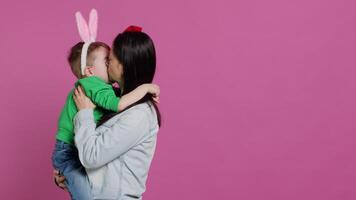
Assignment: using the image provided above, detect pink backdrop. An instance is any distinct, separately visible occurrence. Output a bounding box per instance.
[1,0,356,199]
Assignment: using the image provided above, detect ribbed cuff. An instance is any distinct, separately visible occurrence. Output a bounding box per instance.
[74,108,95,126]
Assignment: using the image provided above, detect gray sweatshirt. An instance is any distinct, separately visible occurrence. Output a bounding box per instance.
[73,102,159,200]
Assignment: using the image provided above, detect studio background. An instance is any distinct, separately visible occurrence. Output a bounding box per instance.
[0,0,356,199]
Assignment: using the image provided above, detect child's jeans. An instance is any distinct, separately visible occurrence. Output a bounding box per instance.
[52,140,93,200]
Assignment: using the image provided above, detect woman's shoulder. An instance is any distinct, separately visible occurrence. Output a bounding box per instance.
[124,102,156,116]
[103,102,157,126]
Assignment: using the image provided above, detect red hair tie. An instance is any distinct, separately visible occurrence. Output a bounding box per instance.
[124,25,142,32]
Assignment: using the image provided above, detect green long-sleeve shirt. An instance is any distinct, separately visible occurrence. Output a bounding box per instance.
[56,76,120,144]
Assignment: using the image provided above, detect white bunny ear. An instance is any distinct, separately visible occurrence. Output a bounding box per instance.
[88,9,98,42]
[75,11,90,42]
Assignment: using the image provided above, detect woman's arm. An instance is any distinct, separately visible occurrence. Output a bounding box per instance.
[74,108,150,169]
[73,86,150,169]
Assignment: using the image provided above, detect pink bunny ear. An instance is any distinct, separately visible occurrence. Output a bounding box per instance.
[75,11,90,42]
[88,9,98,42]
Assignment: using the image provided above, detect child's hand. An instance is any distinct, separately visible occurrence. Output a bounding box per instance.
[144,83,160,104]
[146,83,160,97]
[53,169,67,191]
[153,96,160,104]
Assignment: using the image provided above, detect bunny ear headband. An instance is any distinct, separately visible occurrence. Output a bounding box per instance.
[75,8,98,75]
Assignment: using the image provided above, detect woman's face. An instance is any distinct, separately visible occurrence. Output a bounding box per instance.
[108,49,124,84]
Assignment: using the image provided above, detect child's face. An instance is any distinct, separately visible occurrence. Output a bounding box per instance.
[90,47,110,83]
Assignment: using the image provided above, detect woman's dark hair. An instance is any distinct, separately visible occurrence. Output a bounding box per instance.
[97,30,161,127]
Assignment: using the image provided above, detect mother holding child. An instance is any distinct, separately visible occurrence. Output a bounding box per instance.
[52,9,161,200]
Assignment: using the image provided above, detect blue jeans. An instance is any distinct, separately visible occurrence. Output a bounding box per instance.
[52,140,93,200]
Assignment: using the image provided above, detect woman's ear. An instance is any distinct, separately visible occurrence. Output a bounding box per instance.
[84,66,95,76]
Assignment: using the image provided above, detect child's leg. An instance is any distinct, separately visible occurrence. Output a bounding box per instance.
[52,140,93,200]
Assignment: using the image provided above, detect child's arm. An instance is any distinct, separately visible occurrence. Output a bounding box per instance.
[118,83,160,111]
[77,76,159,112]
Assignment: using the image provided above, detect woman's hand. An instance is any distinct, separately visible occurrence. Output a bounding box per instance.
[73,86,96,110]
[53,169,67,191]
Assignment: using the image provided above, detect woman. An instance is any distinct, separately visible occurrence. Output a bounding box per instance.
[54,27,161,199]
